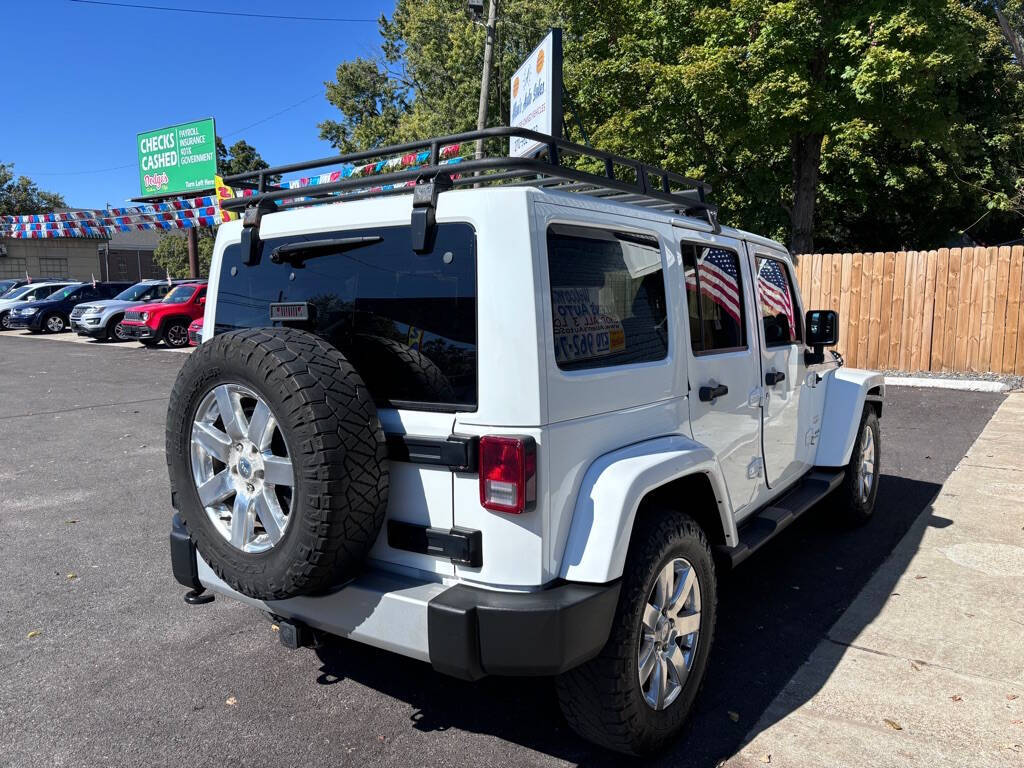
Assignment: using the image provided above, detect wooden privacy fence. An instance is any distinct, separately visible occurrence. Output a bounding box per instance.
[793,246,1024,374]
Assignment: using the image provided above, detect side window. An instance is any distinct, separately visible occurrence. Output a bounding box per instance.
[755,256,800,345]
[195,287,206,301]
[547,224,668,371]
[153,285,171,299]
[681,244,746,353]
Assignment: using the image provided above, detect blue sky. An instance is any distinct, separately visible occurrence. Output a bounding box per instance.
[0,0,396,209]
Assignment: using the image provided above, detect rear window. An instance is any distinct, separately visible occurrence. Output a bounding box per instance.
[547,224,668,371]
[214,223,477,411]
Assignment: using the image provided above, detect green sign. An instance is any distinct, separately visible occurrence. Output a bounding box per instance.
[137,117,217,197]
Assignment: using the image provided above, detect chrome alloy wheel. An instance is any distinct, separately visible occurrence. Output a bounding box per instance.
[638,557,702,710]
[858,422,876,502]
[113,322,130,341]
[190,383,295,553]
[46,315,65,332]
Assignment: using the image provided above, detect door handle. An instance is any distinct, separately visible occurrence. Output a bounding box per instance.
[765,370,786,386]
[699,384,729,403]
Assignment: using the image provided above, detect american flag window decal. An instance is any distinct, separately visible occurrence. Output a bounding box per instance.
[755,257,800,345]
[682,244,746,353]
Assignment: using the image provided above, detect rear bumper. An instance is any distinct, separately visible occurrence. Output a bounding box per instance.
[169,514,619,679]
[120,323,156,339]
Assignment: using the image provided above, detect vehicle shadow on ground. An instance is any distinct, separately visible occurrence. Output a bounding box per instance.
[312,472,941,766]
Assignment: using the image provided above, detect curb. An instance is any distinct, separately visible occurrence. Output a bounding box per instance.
[883,376,1009,393]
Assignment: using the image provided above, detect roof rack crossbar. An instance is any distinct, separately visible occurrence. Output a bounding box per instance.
[223,126,716,222]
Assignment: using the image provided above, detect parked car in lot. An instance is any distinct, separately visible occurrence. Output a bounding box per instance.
[0,281,75,330]
[7,282,133,334]
[187,317,203,346]
[119,281,207,348]
[166,130,884,756]
[71,279,203,341]
[0,277,67,297]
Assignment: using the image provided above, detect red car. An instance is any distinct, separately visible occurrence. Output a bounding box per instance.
[188,317,203,346]
[120,281,207,348]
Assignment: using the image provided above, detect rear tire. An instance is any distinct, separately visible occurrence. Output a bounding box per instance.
[836,407,880,525]
[556,510,717,756]
[43,314,66,333]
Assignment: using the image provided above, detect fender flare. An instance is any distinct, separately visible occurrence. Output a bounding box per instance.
[815,368,885,467]
[158,314,194,333]
[558,435,735,584]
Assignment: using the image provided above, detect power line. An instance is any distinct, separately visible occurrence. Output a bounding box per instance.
[68,0,378,23]
[224,92,321,137]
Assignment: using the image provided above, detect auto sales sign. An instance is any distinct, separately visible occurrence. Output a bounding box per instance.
[510,30,562,157]
[137,117,217,197]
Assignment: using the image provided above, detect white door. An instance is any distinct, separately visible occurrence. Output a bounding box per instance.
[678,231,764,517]
[749,248,811,489]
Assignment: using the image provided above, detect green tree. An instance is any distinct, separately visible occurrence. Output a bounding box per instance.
[319,0,1024,251]
[0,162,66,216]
[154,137,274,277]
[152,230,215,278]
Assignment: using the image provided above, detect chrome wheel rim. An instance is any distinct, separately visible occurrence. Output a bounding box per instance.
[114,322,129,341]
[190,383,295,553]
[167,324,189,347]
[47,315,64,332]
[638,557,701,710]
[0,313,9,329]
[858,424,876,502]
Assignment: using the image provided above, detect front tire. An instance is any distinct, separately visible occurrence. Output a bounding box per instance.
[556,510,717,756]
[0,311,10,330]
[106,314,129,342]
[836,407,880,525]
[163,319,190,348]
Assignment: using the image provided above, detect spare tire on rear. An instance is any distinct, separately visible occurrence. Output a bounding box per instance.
[165,327,389,600]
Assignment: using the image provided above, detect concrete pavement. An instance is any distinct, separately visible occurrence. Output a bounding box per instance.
[727,394,1024,768]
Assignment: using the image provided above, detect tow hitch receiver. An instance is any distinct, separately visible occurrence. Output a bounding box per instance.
[276,618,322,650]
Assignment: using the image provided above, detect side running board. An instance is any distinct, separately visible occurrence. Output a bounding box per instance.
[717,469,845,568]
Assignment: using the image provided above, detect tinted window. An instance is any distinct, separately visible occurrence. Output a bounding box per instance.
[214,223,477,410]
[47,286,83,302]
[547,225,668,371]
[682,245,746,352]
[755,256,800,345]
[0,280,18,296]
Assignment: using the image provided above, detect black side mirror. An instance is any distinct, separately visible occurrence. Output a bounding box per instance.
[805,310,838,365]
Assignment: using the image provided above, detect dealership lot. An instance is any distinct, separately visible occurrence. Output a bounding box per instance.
[0,334,1008,768]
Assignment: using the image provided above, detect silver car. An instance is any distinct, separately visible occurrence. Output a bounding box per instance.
[72,279,202,341]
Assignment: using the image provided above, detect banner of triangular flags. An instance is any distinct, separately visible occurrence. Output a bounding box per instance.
[0,143,465,239]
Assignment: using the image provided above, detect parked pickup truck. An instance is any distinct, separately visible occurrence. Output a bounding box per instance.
[165,128,883,756]
[118,281,207,348]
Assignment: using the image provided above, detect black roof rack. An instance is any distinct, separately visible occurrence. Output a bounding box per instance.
[220,126,717,227]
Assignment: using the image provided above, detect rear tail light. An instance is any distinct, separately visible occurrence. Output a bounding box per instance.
[479,435,536,514]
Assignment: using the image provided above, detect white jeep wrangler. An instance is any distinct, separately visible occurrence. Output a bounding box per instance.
[166,128,883,756]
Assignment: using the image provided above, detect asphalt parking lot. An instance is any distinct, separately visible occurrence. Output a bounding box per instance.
[0,334,1007,768]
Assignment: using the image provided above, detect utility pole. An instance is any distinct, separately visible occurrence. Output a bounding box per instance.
[474,0,499,160]
[187,228,199,278]
[995,2,1024,68]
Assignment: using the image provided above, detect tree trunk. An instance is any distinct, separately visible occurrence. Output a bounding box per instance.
[790,132,824,255]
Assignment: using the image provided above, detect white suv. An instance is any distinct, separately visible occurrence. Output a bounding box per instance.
[166,129,883,756]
